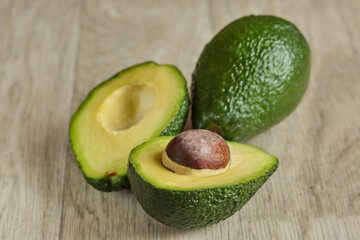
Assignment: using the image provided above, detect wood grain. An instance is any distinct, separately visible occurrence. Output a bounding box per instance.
[0,0,81,239]
[0,0,359,239]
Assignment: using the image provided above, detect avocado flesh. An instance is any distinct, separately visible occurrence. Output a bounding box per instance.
[128,136,278,229]
[70,62,189,191]
[192,15,311,141]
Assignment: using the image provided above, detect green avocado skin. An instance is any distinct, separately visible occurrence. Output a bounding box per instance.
[128,161,277,229]
[69,62,189,192]
[160,65,190,136]
[84,174,129,192]
[192,15,311,141]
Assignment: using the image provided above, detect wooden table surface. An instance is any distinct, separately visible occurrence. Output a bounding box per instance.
[1,0,359,239]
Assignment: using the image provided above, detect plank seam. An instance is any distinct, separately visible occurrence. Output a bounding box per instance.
[58,0,84,239]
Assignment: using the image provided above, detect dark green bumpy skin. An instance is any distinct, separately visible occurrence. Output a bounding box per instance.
[128,161,277,229]
[84,174,129,192]
[70,62,189,192]
[192,15,311,141]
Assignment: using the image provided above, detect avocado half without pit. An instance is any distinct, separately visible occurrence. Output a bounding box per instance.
[128,129,278,229]
[70,62,189,191]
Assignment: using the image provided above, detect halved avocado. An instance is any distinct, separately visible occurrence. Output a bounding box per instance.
[128,136,278,229]
[70,62,189,191]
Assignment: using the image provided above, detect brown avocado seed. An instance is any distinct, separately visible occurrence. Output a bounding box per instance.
[162,129,231,176]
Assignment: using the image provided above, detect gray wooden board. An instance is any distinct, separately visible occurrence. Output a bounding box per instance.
[0,0,359,239]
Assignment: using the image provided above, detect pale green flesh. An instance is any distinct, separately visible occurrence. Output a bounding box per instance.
[130,136,278,190]
[70,63,186,179]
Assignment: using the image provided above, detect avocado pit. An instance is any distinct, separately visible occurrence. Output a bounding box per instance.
[162,129,230,177]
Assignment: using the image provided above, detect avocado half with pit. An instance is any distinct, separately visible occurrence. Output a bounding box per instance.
[70,62,189,191]
[128,136,278,229]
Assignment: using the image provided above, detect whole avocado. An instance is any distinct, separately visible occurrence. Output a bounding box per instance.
[192,15,311,141]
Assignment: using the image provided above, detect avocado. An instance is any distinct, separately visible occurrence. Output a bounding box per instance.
[192,15,311,141]
[128,136,278,229]
[70,62,189,191]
